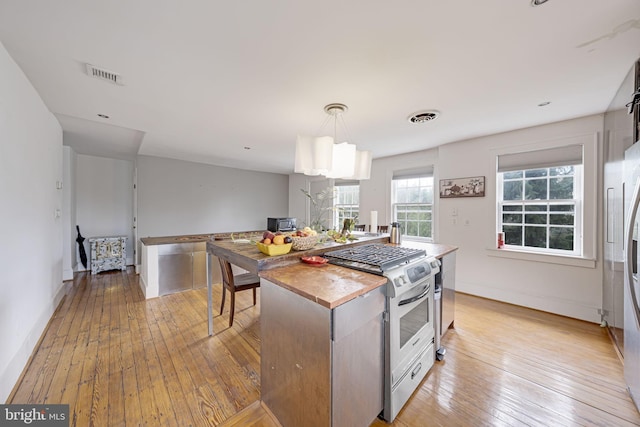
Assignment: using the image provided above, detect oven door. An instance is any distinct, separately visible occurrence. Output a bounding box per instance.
[388,279,434,386]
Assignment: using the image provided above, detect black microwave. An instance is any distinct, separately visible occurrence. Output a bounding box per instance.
[267,217,297,232]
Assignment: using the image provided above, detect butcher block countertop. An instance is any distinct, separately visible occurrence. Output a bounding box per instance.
[257,241,458,308]
[205,234,458,309]
[206,233,389,274]
[140,231,263,246]
[259,263,388,309]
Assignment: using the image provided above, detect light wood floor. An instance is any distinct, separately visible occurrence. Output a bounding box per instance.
[8,268,640,426]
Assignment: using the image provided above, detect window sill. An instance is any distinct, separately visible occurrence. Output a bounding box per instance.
[486,248,596,268]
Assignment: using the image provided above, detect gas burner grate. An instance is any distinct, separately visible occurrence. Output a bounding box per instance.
[324,244,426,272]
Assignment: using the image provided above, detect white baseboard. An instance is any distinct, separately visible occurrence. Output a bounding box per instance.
[139,271,148,298]
[0,282,67,403]
[456,280,601,323]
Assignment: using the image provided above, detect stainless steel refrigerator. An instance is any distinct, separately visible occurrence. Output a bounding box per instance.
[625,139,640,409]
[603,58,640,411]
[604,60,638,366]
[623,57,640,409]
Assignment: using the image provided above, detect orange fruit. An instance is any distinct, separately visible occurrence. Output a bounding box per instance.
[272,235,285,245]
[263,238,271,245]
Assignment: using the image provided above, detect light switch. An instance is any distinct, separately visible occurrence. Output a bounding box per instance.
[452,208,458,216]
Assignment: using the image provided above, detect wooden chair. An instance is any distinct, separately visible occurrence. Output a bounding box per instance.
[218,258,260,327]
[354,224,366,231]
[377,225,389,233]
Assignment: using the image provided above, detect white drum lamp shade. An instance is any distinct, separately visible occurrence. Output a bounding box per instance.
[325,142,356,178]
[294,135,334,176]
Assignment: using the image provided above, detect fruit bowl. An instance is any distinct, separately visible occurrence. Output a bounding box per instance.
[256,242,292,256]
[291,235,318,251]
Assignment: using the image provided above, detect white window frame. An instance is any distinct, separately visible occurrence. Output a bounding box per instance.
[497,165,583,256]
[333,183,359,229]
[392,175,434,241]
[489,135,597,268]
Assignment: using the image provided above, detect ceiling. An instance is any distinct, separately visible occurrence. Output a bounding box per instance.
[1,1,639,174]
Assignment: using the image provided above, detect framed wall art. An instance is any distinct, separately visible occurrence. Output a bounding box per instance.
[439,176,485,198]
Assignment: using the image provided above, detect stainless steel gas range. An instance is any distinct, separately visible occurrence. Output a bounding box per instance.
[323,243,440,422]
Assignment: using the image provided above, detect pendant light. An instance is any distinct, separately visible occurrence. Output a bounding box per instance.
[294,103,372,180]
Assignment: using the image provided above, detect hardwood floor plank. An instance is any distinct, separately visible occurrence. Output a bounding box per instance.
[9,270,640,427]
[106,273,125,427]
[146,295,197,426]
[127,293,163,426]
[89,274,115,426]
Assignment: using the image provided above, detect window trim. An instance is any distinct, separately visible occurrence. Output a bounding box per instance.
[496,165,583,256]
[488,132,598,266]
[391,174,435,242]
[333,184,360,230]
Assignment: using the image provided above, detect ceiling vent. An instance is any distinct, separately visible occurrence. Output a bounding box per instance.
[408,110,440,124]
[85,63,124,85]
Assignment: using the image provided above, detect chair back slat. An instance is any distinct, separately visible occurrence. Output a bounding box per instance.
[218,257,234,286]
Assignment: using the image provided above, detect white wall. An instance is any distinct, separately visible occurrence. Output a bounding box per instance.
[360,149,440,234]
[0,42,64,402]
[75,154,135,268]
[288,173,310,225]
[136,155,289,262]
[62,146,76,281]
[361,114,604,322]
[437,115,603,322]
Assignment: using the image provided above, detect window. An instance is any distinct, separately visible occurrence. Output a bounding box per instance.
[497,145,583,255]
[334,183,359,228]
[392,168,434,240]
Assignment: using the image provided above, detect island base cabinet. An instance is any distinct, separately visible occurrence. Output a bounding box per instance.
[260,279,385,427]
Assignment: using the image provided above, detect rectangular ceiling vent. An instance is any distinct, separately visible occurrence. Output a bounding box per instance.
[85,63,124,85]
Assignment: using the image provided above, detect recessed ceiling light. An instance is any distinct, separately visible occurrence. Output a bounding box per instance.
[537,101,551,107]
[97,113,110,119]
[408,110,441,124]
[531,0,549,6]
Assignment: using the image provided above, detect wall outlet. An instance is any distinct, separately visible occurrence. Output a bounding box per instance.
[464,219,470,226]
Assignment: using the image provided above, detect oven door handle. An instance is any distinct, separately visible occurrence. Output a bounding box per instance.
[398,285,430,306]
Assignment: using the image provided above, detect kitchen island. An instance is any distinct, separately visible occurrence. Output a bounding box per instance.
[207,235,389,427]
[207,236,457,426]
[205,232,389,275]
[259,265,387,427]
[139,231,262,299]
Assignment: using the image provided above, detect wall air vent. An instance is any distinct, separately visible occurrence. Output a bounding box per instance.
[408,110,440,124]
[85,63,124,85]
